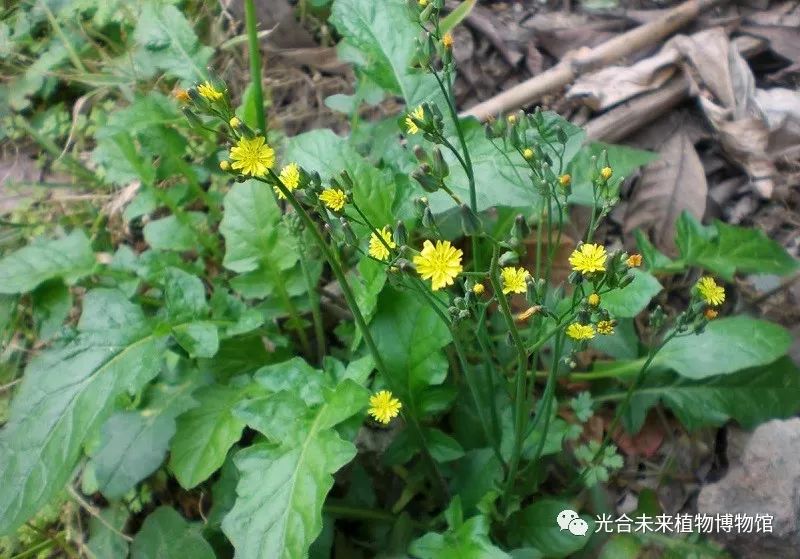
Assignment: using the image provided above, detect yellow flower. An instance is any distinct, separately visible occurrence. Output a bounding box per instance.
[704,308,718,320]
[197,81,223,101]
[501,266,529,295]
[566,323,595,340]
[587,293,600,306]
[405,105,425,135]
[319,188,347,211]
[174,88,190,103]
[626,254,642,268]
[507,114,517,124]
[229,136,275,177]
[523,148,534,160]
[219,160,230,171]
[274,163,301,199]
[368,390,402,424]
[413,239,463,291]
[697,276,725,307]
[472,283,485,295]
[229,116,241,128]
[369,226,396,261]
[569,243,607,274]
[597,320,615,335]
[418,0,428,5]
[442,32,453,49]
[559,174,571,187]
[600,166,613,180]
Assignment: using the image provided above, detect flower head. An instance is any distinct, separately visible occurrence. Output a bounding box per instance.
[600,166,613,180]
[704,308,718,320]
[442,32,453,49]
[197,81,223,101]
[229,116,241,128]
[597,320,615,335]
[507,114,517,124]
[697,276,725,306]
[501,266,529,295]
[626,254,642,268]
[368,390,402,424]
[405,106,425,135]
[569,243,607,274]
[229,136,275,177]
[418,0,428,5]
[369,226,396,261]
[587,293,600,307]
[274,163,301,199]
[319,188,347,212]
[472,283,485,295]
[566,323,595,341]
[413,239,463,291]
[523,148,534,160]
[219,160,230,171]
[559,174,571,187]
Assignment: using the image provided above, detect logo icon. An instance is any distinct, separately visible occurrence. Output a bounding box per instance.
[557,509,589,536]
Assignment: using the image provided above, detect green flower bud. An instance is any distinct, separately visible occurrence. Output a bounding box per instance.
[422,206,436,228]
[431,147,449,178]
[459,204,482,235]
[340,218,358,245]
[512,214,530,241]
[393,220,408,246]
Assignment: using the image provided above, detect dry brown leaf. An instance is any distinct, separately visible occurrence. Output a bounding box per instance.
[624,124,708,253]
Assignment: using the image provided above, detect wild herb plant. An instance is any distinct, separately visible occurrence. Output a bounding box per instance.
[0,0,798,557]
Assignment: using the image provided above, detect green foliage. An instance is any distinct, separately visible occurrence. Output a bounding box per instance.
[507,499,592,558]
[0,231,95,294]
[131,506,215,559]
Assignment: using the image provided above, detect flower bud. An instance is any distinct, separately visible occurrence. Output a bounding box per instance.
[393,220,408,246]
[618,274,635,288]
[512,214,530,241]
[523,148,534,160]
[498,251,518,267]
[422,207,436,228]
[412,166,441,193]
[459,204,482,236]
[340,218,358,245]
[219,160,231,171]
[229,116,241,128]
[414,196,429,218]
[431,147,449,178]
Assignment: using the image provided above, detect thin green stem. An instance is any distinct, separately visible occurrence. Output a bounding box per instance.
[244,0,267,134]
[299,240,325,363]
[267,171,448,497]
[488,248,529,507]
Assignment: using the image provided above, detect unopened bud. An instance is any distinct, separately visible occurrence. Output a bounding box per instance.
[393,221,408,246]
[459,204,482,235]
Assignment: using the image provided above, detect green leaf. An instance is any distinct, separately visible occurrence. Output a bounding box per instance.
[440,0,477,34]
[131,1,212,82]
[330,0,441,108]
[143,213,206,252]
[507,499,593,558]
[219,180,298,297]
[0,231,95,294]
[370,288,452,414]
[222,379,366,559]
[568,143,658,206]
[425,427,465,463]
[634,229,682,273]
[89,379,199,498]
[168,384,249,489]
[410,513,510,559]
[32,281,72,339]
[598,535,643,559]
[600,269,662,318]
[172,322,219,358]
[131,507,215,559]
[450,449,504,514]
[654,316,791,379]
[285,129,396,227]
[87,504,130,559]
[0,290,165,535]
[631,357,800,431]
[676,213,799,280]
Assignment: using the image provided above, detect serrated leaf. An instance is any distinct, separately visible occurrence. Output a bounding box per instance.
[330,0,441,108]
[222,380,366,559]
[131,1,212,82]
[676,212,799,280]
[0,230,95,294]
[600,269,662,318]
[410,513,510,559]
[654,316,790,379]
[90,380,199,498]
[630,357,800,431]
[284,129,395,227]
[0,290,165,535]
[169,384,249,489]
[131,507,215,559]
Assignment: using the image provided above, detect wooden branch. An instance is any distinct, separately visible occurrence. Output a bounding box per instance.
[461,0,721,120]
[584,35,765,142]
